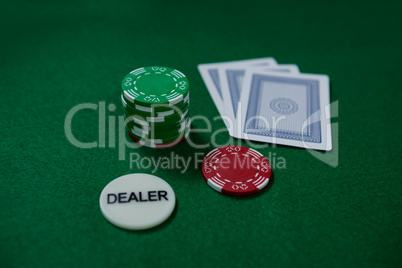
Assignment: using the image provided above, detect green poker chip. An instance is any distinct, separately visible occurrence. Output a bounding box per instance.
[122,66,189,107]
[128,130,190,148]
[124,114,188,130]
[123,107,188,126]
[127,119,191,139]
[123,102,189,122]
[121,92,189,113]
[128,126,190,144]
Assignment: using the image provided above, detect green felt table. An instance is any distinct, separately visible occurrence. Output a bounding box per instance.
[1,0,401,267]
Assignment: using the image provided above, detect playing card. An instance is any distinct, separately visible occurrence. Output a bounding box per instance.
[197,58,277,127]
[236,70,332,151]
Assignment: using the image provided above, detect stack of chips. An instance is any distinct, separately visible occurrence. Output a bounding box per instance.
[121,66,190,148]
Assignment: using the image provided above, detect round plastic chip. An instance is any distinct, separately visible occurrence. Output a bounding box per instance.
[122,66,189,106]
[128,130,189,148]
[202,146,271,196]
[99,173,176,230]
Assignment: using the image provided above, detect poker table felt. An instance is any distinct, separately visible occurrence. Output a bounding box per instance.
[1,0,401,267]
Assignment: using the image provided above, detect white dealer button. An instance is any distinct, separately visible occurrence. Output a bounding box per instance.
[99,173,176,230]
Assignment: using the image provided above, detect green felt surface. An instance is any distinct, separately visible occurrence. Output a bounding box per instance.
[1,0,401,267]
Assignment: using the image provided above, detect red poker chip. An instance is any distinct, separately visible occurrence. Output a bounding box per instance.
[202,146,271,196]
[128,131,187,148]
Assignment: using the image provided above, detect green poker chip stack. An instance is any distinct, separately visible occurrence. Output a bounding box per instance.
[121,66,190,148]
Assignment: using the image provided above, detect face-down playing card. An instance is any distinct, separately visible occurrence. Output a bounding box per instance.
[236,71,332,151]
